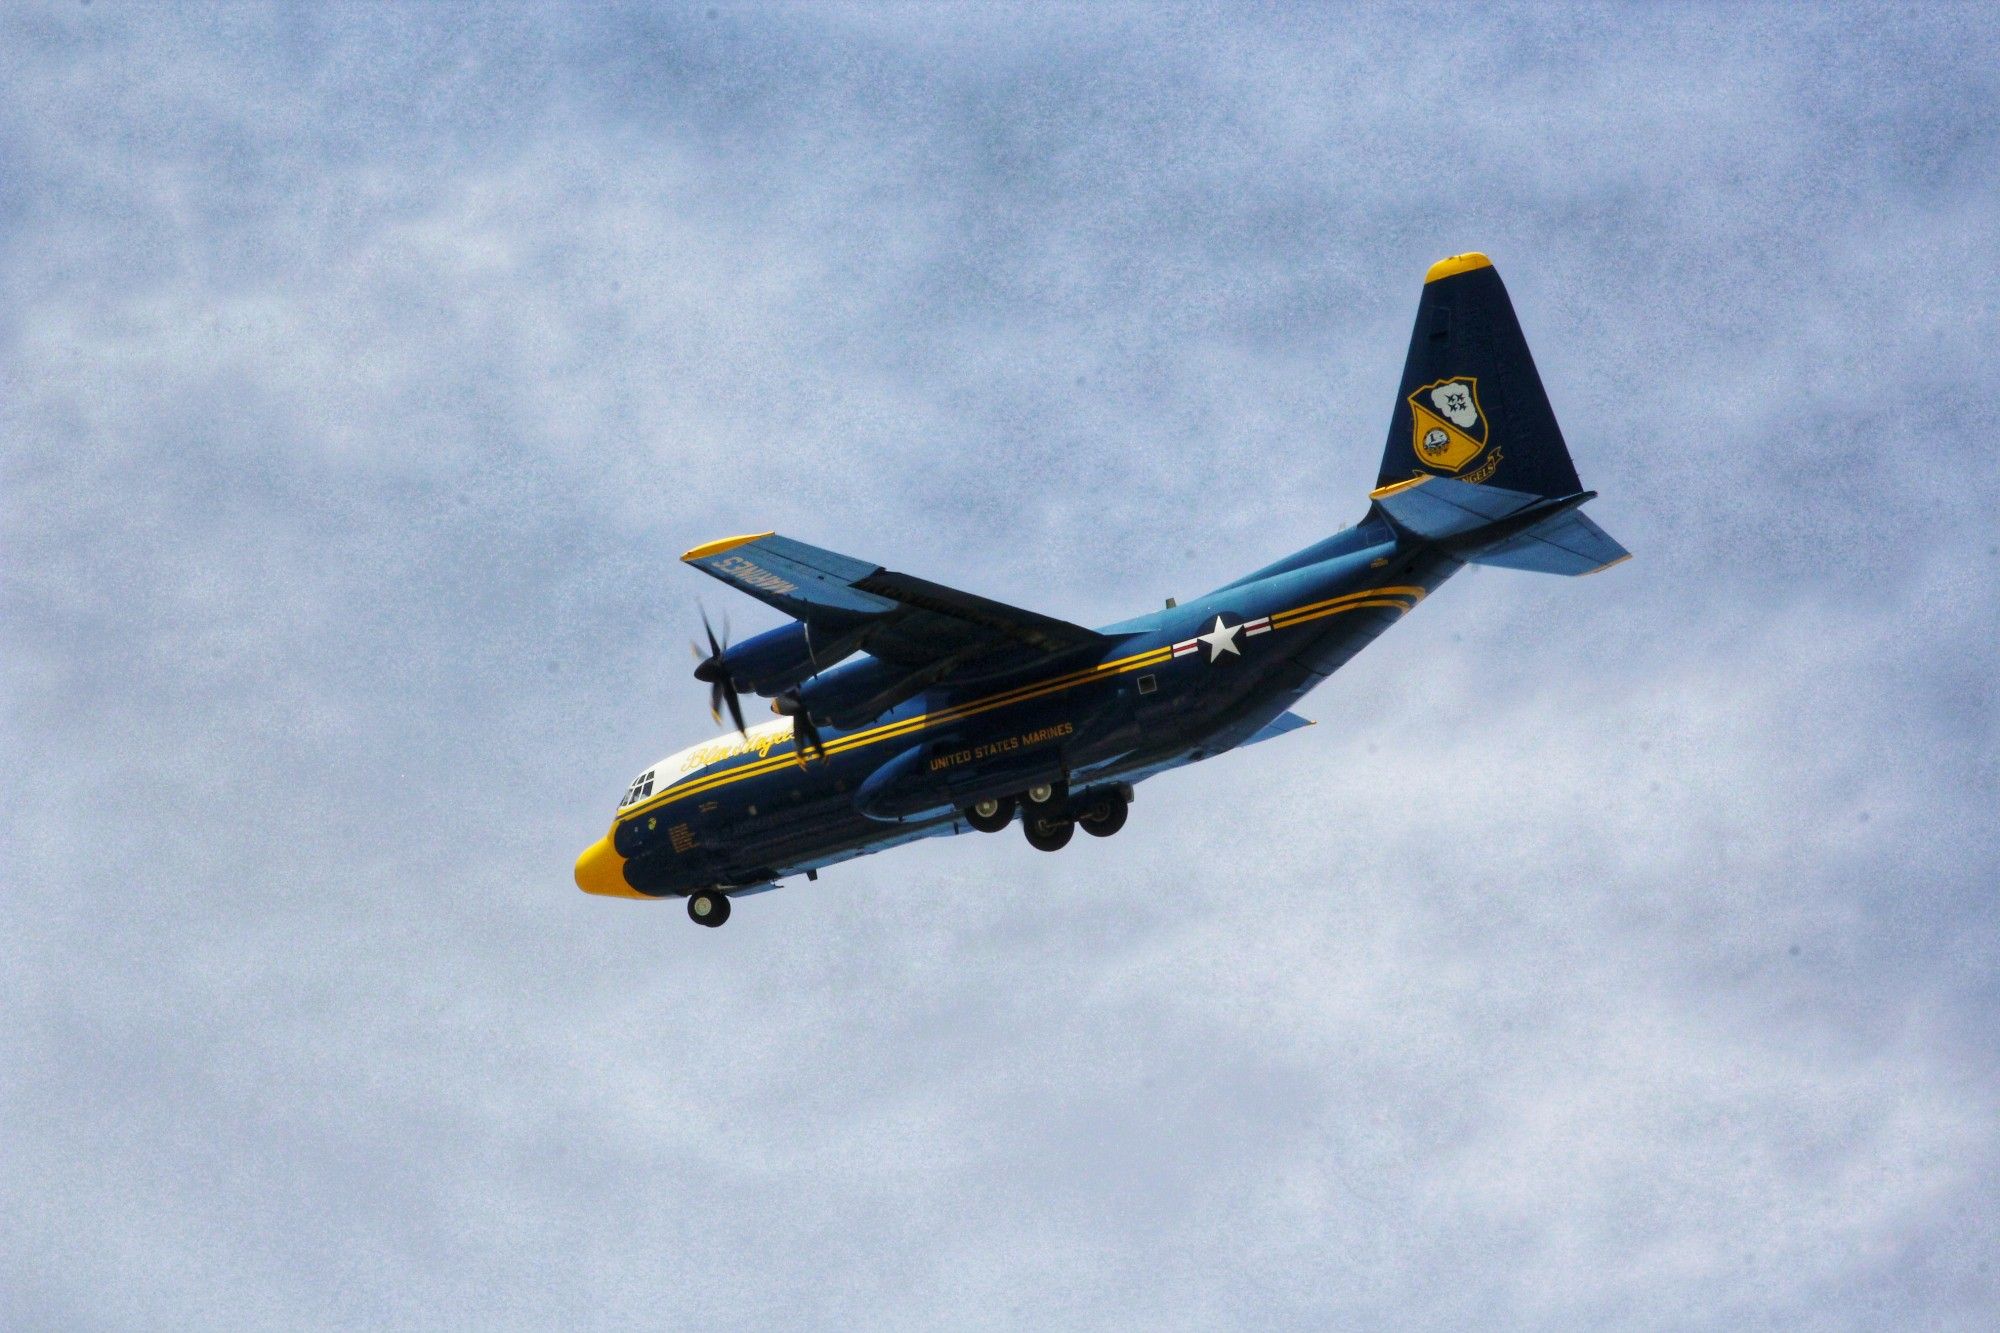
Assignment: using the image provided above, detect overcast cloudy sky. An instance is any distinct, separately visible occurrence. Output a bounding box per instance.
[4,4,1996,1329]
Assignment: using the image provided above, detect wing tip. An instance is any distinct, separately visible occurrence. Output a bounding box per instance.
[681,531,775,563]
[1424,251,1492,284]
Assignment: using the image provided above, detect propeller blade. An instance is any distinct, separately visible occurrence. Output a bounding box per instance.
[793,706,826,763]
[770,688,824,763]
[693,607,747,737]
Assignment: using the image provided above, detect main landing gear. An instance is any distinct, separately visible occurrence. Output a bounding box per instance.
[964,795,1017,833]
[1022,781,1073,851]
[961,782,1133,852]
[1073,786,1130,838]
[687,889,731,927]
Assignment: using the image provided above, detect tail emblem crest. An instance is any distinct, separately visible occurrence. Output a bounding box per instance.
[1409,376,1489,474]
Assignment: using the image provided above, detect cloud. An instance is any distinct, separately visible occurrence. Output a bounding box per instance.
[3,4,1996,1328]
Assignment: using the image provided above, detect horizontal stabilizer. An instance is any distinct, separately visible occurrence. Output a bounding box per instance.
[1465,507,1630,576]
[1370,474,1550,542]
[1371,473,1629,576]
[1242,710,1314,747]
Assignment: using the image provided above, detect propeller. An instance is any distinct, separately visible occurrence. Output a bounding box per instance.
[690,609,747,737]
[772,689,827,763]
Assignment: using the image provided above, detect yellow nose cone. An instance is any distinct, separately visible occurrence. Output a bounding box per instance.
[575,835,648,899]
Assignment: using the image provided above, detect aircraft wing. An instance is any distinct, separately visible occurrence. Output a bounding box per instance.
[680,532,1106,667]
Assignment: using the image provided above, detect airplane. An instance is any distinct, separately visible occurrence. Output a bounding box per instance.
[574,252,1628,925]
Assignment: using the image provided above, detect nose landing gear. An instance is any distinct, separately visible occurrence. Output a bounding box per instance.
[687,890,731,926]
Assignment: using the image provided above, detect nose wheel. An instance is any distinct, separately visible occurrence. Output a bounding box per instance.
[687,890,731,926]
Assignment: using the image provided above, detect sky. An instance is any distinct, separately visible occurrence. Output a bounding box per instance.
[3,4,1996,1328]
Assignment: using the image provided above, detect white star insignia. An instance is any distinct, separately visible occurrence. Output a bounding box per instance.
[1198,615,1243,661]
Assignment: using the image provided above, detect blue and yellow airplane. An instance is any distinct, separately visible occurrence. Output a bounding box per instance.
[576,254,1627,925]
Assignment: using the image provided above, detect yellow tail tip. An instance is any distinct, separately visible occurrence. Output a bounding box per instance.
[1425,252,1492,283]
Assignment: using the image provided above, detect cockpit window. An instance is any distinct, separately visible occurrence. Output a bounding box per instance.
[620,770,656,808]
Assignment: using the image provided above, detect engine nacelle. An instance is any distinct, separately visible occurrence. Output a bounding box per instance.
[795,654,943,729]
[723,622,866,696]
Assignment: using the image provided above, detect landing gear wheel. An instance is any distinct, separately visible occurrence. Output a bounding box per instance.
[1078,790,1129,838]
[687,890,731,927]
[1023,813,1074,852]
[1021,779,1072,850]
[964,795,1017,833]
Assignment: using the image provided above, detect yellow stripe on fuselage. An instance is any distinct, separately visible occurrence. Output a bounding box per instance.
[1272,596,1421,630]
[615,584,1425,822]
[632,642,1177,811]
[1269,585,1426,626]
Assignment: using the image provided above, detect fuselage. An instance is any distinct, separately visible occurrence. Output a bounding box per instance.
[575,513,1459,901]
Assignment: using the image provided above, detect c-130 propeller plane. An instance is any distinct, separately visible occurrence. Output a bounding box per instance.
[576,254,1628,925]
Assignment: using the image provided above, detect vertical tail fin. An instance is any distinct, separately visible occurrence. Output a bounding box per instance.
[1369,253,1629,576]
[1378,253,1581,499]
